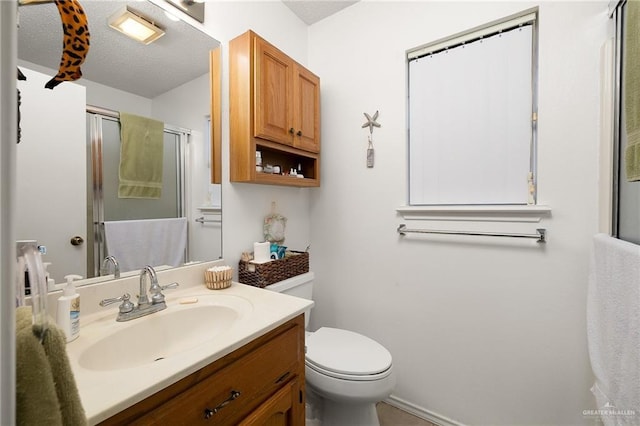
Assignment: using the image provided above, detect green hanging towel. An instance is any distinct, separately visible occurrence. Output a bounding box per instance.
[118,112,164,198]
[625,0,640,181]
[16,307,87,426]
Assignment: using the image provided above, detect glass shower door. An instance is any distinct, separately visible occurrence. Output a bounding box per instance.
[87,110,188,277]
[100,118,181,221]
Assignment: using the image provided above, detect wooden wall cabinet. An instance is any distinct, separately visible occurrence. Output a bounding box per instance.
[99,315,305,426]
[210,47,222,184]
[230,30,320,187]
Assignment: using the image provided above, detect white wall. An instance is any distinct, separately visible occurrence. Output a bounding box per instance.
[85,80,152,117]
[307,2,609,425]
[18,60,153,117]
[204,2,313,269]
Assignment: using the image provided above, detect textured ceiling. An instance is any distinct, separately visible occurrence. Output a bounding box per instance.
[17,1,220,98]
[283,0,358,25]
[17,1,355,98]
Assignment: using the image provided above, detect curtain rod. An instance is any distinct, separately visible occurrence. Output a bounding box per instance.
[407,9,537,60]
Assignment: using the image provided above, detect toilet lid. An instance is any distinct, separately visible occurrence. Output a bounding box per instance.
[305,327,392,376]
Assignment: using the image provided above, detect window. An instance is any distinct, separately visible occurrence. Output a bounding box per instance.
[407,10,538,206]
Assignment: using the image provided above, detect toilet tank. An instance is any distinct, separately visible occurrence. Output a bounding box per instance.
[265,272,314,328]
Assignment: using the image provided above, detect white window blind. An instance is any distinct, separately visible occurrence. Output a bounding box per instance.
[408,22,534,205]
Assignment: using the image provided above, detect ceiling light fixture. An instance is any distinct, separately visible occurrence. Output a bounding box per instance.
[108,6,165,45]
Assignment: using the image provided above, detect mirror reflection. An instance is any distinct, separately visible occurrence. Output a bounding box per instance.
[17,0,222,288]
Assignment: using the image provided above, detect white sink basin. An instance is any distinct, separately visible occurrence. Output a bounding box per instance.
[77,294,253,371]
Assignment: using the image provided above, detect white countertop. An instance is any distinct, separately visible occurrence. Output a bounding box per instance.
[63,262,313,425]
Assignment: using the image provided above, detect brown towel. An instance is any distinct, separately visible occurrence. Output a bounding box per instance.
[16,307,87,426]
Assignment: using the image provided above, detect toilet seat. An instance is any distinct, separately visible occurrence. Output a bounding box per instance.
[305,327,393,382]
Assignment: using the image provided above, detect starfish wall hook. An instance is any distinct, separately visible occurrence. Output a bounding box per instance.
[361,110,381,168]
[362,110,381,134]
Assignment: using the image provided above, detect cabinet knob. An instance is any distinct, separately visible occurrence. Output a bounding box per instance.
[296,130,302,136]
[289,127,295,134]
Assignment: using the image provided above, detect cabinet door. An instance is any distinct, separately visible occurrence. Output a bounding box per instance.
[239,380,298,426]
[293,66,320,153]
[254,37,294,146]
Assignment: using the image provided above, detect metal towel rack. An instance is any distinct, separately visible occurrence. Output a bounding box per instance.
[195,216,221,224]
[397,224,547,243]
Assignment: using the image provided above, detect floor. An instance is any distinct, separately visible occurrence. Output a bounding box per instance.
[377,402,437,426]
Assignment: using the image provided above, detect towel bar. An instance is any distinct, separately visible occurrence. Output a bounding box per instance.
[195,216,221,224]
[397,224,546,243]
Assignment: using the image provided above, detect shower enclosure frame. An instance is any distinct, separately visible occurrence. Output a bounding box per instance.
[86,106,190,277]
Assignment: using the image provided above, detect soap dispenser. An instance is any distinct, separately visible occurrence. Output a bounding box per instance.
[57,274,82,342]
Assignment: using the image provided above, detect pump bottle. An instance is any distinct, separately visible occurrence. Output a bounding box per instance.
[57,274,81,342]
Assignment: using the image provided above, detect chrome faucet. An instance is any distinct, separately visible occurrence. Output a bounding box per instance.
[99,265,179,322]
[100,255,120,279]
[138,265,156,306]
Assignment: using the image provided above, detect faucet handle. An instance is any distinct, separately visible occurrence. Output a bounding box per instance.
[150,282,179,305]
[99,293,134,313]
[161,282,179,291]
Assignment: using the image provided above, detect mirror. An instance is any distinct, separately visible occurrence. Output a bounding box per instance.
[16,0,222,287]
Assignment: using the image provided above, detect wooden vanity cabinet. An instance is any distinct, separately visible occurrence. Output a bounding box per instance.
[99,315,305,426]
[230,30,320,187]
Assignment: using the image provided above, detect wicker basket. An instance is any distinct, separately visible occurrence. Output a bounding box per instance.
[238,251,309,288]
[205,267,233,290]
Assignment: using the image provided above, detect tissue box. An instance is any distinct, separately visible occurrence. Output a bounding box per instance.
[238,251,309,288]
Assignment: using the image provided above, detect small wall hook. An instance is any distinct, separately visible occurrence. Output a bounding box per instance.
[361,110,381,134]
[362,111,380,168]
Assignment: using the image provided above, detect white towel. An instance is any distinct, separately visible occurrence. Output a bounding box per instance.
[104,218,187,273]
[587,234,640,425]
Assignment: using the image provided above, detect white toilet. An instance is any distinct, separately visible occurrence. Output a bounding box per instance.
[266,272,395,426]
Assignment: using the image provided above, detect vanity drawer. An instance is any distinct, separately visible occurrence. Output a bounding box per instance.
[127,319,303,425]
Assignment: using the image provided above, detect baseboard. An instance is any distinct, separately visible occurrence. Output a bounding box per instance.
[384,394,466,426]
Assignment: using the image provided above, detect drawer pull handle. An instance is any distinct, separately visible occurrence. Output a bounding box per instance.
[275,371,290,384]
[203,390,241,419]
